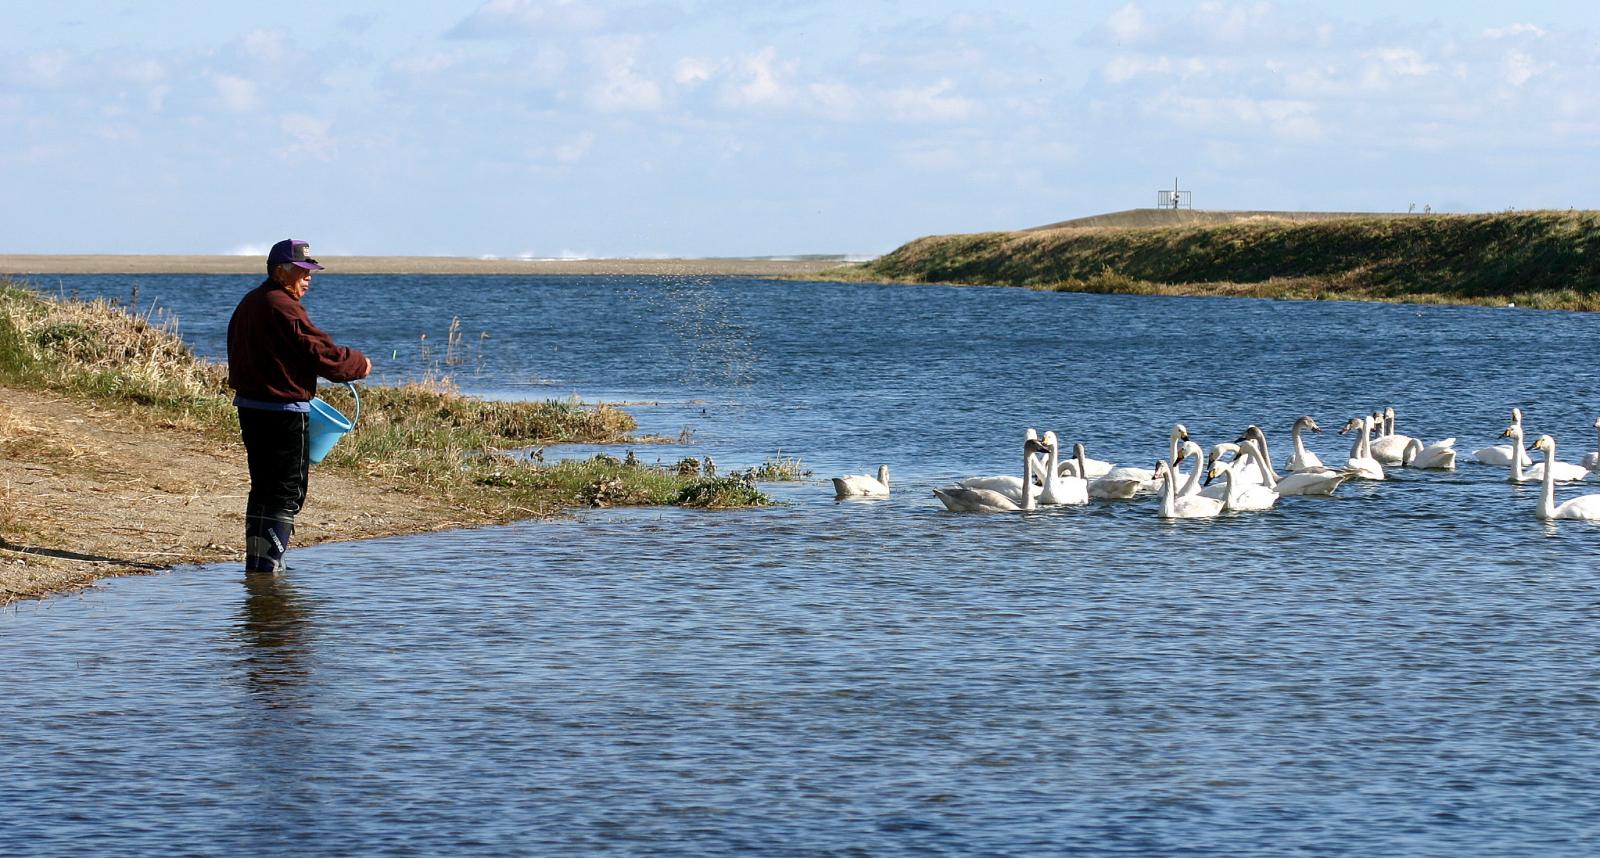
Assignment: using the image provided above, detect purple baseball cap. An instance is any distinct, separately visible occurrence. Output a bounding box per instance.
[266,239,325,272]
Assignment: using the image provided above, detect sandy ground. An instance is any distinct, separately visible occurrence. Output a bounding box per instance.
[0,385,501,605]
[0,255,857,276]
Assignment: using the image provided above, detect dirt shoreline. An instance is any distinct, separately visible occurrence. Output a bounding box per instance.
[0,255,856,277]
[0,384,509,606]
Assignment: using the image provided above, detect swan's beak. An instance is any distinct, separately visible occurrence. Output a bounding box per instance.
[1309,424,1323,434]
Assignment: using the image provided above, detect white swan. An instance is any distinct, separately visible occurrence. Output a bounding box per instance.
[1237,434,1348,496]
[1171,441,1223,500]
[1077,443,1141,500]
[1038,434,1089,505]
[1530,435,1600,520]
[1500,422,1589,483]
[1209,440,1280,511]
[1403,437,1457,470]
[1153,460,1224,519]
[1204,442,1264,493]
[1474,407,1531,467]
[1338,415,1386,480]
[935,435,1049,512]
[1582,418,1600,471]
[1090,424,1190,491]
[832,464,890,498]
[1368,406,1417,466]
[1286,415,1328,473]
[958,428,1043,503]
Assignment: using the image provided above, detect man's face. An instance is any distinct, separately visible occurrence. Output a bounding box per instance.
[276,265,312,298]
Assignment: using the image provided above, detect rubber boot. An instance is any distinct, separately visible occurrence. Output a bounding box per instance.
[245,515,295,574]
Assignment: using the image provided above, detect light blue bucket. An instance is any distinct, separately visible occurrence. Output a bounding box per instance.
[308,382,360,465]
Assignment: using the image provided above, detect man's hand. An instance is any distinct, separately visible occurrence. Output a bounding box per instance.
[362,357,372,378]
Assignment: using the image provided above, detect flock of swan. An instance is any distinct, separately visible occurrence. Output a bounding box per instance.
[831,406,1600,521]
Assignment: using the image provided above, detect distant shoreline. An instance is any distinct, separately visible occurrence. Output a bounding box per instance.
[0,254,858,277]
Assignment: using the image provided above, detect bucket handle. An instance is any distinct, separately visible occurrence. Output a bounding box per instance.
[344,381,361,427]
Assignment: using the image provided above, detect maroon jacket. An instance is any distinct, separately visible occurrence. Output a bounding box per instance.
[227,282,368,403]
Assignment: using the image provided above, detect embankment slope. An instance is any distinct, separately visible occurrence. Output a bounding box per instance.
[852,210,1600,308]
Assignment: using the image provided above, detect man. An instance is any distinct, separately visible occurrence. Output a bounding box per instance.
[227,239,371,574]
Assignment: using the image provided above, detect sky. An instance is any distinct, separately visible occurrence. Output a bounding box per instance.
[3,1,1598,258]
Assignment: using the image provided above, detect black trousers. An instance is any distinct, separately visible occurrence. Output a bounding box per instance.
[238,408,309,572]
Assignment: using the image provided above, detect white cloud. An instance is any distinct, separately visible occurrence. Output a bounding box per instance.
[1502,50,1543,87]
[674,57,717,86]
[1104,54,1171,83]
[448,0,612,38]
[1484,23,1545,39]
[719,47,791,109]
[882,79,978,122]
[276,114,335,160]
[213,74,261,112]
[552,131,595,163]
[14,50,74,88]
[807,81,863,120]
[242,30,289,64]
[1360,48,1436,89]
[1106,3,1148,43]
[585,37,662,111]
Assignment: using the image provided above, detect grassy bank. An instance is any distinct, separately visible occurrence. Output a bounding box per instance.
[843,211,1600,310]
[0,278,772,521]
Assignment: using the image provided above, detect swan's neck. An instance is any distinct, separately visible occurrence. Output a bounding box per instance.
[1247,445,1279,489]
[1292,424,1308,465]
[1384,414,1395,436]
[877,465,889,487]
[1022,450,1037,510]
[1159,467,1178,517]
[1221,465,1240,505]
[1179,456,1203,497]
[1363,419,1377,459]
[1348,428,1364,460]
[1254,437,1283,482]
[1168,432,1182,464]
[1509,430,1525,480]
[1539,443,1557,518]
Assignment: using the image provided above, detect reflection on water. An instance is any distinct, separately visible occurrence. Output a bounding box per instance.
[237,572,312,708]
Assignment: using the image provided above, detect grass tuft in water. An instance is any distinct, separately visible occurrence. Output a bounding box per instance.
[742,452,813,481]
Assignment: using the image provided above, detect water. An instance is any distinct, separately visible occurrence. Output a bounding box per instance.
[5,274,1600,855]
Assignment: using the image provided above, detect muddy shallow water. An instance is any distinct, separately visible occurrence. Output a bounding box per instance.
[5,275,1599,854]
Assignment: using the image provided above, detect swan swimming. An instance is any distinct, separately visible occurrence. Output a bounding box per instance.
[1286,416,1328,473]
[1209,439,1280,511]
[832,464,890,498]
[1369,406,1417,466]
[1581,417,1600,471]
[1473,407,1532,467]
[1077,443,1141,500]
[1338,415,1386,480]
[1403,437,1457,470]
[1153,459,1224,519]
[935,434,1051,512]
[1235,430,1349,496]
[1038,434,1089,505]
[1529,435,1600,520]
[958,428,1044,503]
[1499,422,1589,483]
